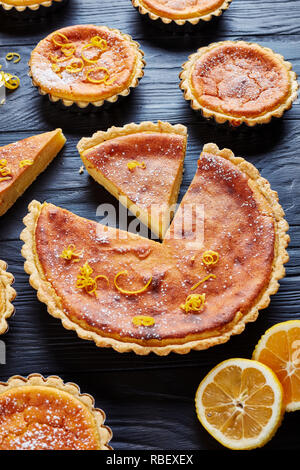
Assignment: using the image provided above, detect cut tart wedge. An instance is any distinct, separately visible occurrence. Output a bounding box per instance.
[0,260,16,334]
[0,129,66,217]
[0,374,112,450]
[21,143,289,355]
[180,41,299,126]
[77,122,187,239]
[132,0,232,26]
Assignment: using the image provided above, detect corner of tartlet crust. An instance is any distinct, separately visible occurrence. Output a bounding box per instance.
[0,260,16,335]
[77,121,188,155]
[0,373,113,450]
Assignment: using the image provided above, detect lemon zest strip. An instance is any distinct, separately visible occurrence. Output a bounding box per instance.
[0,72,20,90]
[76,261,109,296]
[60,244,83,262]
[65,58,84,74]
[114,270,152,295]
[0,177,12,183]
[51,33,70,47]
[19,159,34,168]
[127,161,146,171]
[90,36,108,50]
[6,52,21,64]
[180,294,206,314]
[202,250,219,266]
[191,274,216,291]
[132,315,155,327]
[81,44,104,64]
[0,159,7,168]
[85,66,114,85]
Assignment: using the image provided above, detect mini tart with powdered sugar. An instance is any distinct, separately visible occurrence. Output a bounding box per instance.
[0,0,66,12]
[180,41,299,126]
[77,121,187,239]
[132,0,232,25]
[0,260,16,334]
[21,144,289,356]
[0,374,112,450]
[29,24,145,109]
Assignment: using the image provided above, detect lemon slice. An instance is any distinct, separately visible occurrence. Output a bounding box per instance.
[195,358,284,450]
[253,320,300,412]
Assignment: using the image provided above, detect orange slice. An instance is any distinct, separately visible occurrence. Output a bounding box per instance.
[253,320,300,412]
[195,358,284,450]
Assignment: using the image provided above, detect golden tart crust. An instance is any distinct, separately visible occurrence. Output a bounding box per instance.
[77,121,187,239]
[21,144,289,355]
[0,0,64,12]
[0,374,112,450]
[29,25,145,109]
[0,260,16,335]
[180,41,299,126]
[132,0,232,25]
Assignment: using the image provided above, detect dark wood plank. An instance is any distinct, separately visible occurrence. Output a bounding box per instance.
[0,0,300,451]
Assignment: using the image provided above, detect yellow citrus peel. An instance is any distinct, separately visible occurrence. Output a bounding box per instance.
[66,58,84,74]
[114,270,152,295]
[85,66,115,85]
[0,68,20,90]
[51,33,70,47]
[19,159,34,168]
[180,294,206,314]
[0,159,7,168]
[76,261,109,297]
[132,316,155,327]
[191,274,216,291]
[127,161,146,171]
[6,52,21,64]
[60,244,83,262]
[202,250,219,266]
[90,36,107,50]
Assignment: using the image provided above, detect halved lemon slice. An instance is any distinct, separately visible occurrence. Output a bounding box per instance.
[195,358,284,450]
[253,320,300,412]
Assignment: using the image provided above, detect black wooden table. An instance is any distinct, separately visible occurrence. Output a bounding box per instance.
[0,0,299,451]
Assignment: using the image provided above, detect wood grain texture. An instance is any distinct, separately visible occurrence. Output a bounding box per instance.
[0,0,300,450]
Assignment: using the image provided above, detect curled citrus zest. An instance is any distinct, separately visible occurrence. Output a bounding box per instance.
[6,52,21,64]
[85,66,114,84]
[191,274,216,291]
[0,159,7,168]
[127,161,146,171]
[81,44,104,64]
[132,315,155,327]
[180,294,206,314]
[90,36,108,50]
[202,250,219,266]
[61,44,76,56]
[0,167,12,178]
[0,177,12,183]
[51,63,62,75]
[60,244,83,262]
[76,261,109,296]
[66,58,84,74]
[1,72,20,90]
[114,270,152,295]
[19,160,34,168]
[51,32,70,47]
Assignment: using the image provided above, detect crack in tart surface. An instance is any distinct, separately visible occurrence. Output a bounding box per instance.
[0,374,112,450]
[132,0,232,25]
[180,41,299,126]
[77,121,187,239]
[20,143,289,356]
[0,129,66,217]
[0,0,64,11]
[28,25,145,109]
[0,260,16,335]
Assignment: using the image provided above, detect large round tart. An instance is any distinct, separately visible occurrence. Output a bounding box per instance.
[0,374,112,450]
[132,0,232,25]
[21,143,289,355]
[180,41,299,126]
[29,25,145,109]
[0,260,16,335]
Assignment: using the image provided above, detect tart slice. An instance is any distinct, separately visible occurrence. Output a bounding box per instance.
[132,0,232,26]
[29,25,145,109]
[0,0,66,12]
[0,129,66,217]
[77,122,187,239]
[0,374,112,450]
[180,41,299,126]
[21,144,289,355]
[0,260,16,334]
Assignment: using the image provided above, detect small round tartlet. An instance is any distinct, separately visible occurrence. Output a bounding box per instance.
[180,41,299,126]
[132,0,232,26]
[0,0,66,13]
[0,260,16,335]
[0,374,112,450]
[29,25,145,109]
